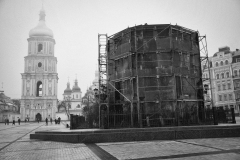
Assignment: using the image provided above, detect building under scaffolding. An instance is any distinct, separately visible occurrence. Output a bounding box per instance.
[98,24,204,128]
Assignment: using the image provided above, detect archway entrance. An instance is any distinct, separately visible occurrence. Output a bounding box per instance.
[36,113,42,121]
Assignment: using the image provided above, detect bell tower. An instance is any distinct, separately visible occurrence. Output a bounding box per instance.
[20,8,58,121]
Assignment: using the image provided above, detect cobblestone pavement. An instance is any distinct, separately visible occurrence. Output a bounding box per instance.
[0,122,240,159]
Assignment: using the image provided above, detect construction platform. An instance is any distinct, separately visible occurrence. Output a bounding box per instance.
[30,124,240,143]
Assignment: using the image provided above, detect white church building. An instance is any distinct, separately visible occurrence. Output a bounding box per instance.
[20,8,58,121]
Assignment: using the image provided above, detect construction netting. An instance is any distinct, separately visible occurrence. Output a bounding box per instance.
[105,24,204,127]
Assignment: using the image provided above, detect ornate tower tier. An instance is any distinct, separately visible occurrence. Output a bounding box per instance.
[20,9,58,121]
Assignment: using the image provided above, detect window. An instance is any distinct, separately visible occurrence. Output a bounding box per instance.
[206,74,208,78]
[226,72,229,78]
[216,62,218,67]
[38,44,43,52]
[224,94,227,101]
[38,62,42,67]
[225,60,228,65]
[236,82,239,88]
[219,95,222,101]
[237,58,240,62]
[203,74,205,78]
[222,84,226,90]
[220,61,223,66]
[234,70,238,77]
[218,85,221,91]
[229,94,232,100]
[228,83,231,89]
[221,73,224,79]
[36,81,42,97]
[216,74,219,79]
[76,94,78,98]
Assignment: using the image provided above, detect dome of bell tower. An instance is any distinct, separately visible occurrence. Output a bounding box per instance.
[29,9,53,38]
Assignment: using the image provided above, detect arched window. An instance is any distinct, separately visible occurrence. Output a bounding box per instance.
[206,74,208,79]
[76,94,78,98]
[221,73,224,79]
[36,81,42,97]
[216,62,218,67]
[225,60,228,65]
[38,44,43,52]
[226,72,229,78]
[220,61,223,66]
[203,74,205,78]
[216,74,219,79]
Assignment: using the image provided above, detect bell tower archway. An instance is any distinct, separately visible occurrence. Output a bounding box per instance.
[35,113,42,121]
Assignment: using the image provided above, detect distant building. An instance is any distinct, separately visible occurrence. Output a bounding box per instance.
[202,46,240,115]
[56,79,82,120]
[0,90,20,122]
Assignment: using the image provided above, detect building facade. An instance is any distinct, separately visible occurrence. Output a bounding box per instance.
[202,46,240,115]
[20,9,58,121]
[0,90,20,122]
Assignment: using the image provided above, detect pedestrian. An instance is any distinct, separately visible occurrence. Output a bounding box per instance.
[4,119,7,125]
[45,118,48,126]
[55,119,57,124]
[18,118,21,125]
[25,119,26,123]
[37,118,39,123]
[58,117,60,124]
[50,118,52,124]
[12,119,15,125]
[7,119,9,125]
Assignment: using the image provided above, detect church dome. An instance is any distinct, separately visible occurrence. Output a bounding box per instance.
[63,82,72,95]
[29,9,53,38]
[72,79,81,92]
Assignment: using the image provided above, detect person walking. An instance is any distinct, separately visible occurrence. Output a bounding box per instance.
[18,118,21,125]
[25,119,26,123]
[7,119,9,125]
[12,119,15,125]
[58,117,61,124]
[4,118,7,125]
[45,118,48,126]
[50,118,52,124]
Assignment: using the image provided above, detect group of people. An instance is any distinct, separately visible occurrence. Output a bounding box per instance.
[4,117,62,126]
[45,117,61,125]
[4,118,21,125]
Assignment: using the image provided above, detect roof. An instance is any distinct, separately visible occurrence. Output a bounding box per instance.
[29,9,53,38]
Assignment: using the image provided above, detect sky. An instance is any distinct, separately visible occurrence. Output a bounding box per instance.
[0,0,240,99]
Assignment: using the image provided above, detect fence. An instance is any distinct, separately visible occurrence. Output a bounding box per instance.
[70,108,236,129]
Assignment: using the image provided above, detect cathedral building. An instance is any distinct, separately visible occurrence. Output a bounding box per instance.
[62,79,82,109]
[20,8,58,121]
[56,79,82,120]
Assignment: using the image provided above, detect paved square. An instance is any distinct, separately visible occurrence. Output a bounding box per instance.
[0,122,240,159]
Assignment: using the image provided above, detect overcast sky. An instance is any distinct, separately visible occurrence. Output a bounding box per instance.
[0,0,239,99]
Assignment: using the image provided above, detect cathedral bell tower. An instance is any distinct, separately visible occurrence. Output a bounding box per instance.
[20,8,58,121]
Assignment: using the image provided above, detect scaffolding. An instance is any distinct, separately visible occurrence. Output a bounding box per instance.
[99,24,206,128]
[98,34,108,127]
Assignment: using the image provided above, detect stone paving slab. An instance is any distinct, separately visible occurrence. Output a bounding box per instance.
[0,147,100,160]
[97,141,218,160]
[178,138,240,150]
